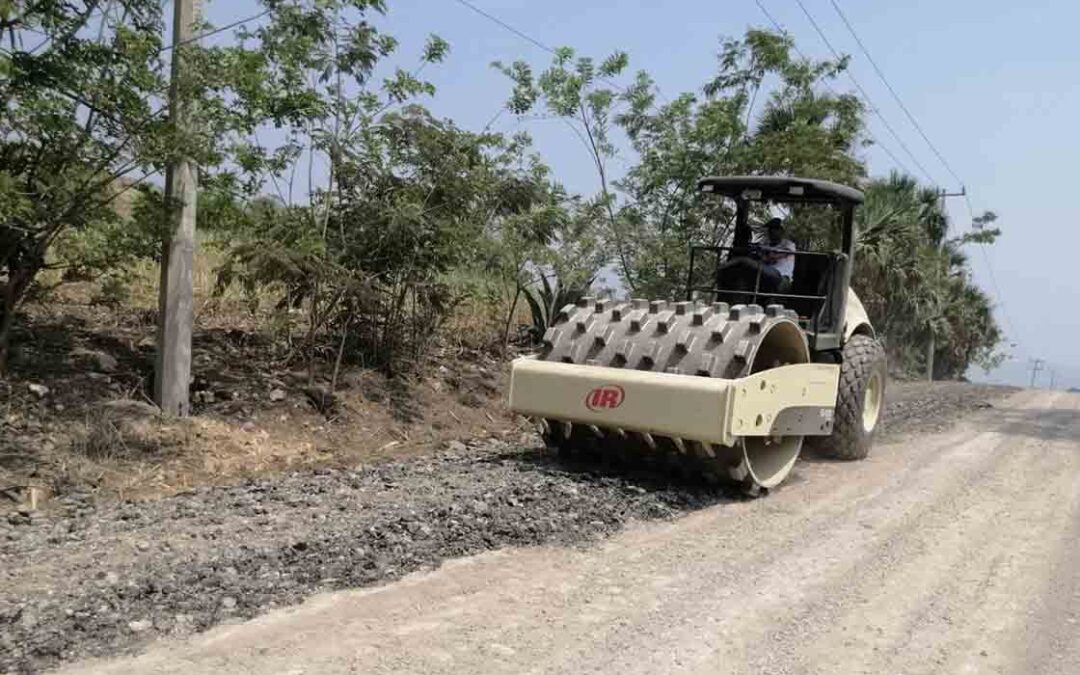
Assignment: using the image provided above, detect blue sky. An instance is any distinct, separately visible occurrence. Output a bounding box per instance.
[202,0,1080,389]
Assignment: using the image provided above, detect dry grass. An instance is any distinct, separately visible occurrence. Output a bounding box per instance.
[4,246,537,508]
[2,319,523,505]
[35,398,343,502]
[126,245,284,328]
[42,376,523,503]
[71,409,151,461]
[444,292,533,353]
[40,238,281,331]
[59,239,536,352]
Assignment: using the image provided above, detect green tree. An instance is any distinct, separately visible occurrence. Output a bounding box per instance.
[495,48,628,290]
[855,172,1003,376]
[0,0,272,369]
[500,28,1001,376]
[475,150,603,349]
[618,31,863,297]
[204,0,453,379]
[0,1,174,368]
[498,30,864,298]
[209,1,584,375]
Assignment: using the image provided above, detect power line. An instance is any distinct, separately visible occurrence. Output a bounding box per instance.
[446,0,669,185]
[962,191,978,222]
[758,1,1023,361]
[828,0,965,189]
[961,197,1023,349]
[157,8,272,54]
[820,0,1023,358]
[822,0,1007,332]
[1028,358,1044,388]
[958,166,1023,356]
[13,8,271,56]
[448,0,557,55]
[446,0,668,105]
[952,185,1022,354]
[976,244,1020,341]
[3,7,273,134]
[787,0,938,185]
[751,0,915,178]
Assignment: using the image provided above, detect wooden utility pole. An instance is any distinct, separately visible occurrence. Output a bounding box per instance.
[925,329,935,383]
[155,0,201,416]
[927,187,967,381]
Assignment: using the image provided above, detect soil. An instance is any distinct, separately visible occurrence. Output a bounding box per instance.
[0,380,1015,674]
[0,301,518,505]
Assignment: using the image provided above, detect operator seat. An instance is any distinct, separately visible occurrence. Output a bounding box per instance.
[715,249,781,305]
[787,253,834,322]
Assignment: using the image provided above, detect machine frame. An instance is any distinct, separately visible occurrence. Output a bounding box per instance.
[688,176,865,352]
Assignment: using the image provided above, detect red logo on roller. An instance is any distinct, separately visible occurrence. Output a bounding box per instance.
[585,385,625,411]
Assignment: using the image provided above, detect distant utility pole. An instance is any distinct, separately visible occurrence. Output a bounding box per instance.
[1029,358,1045,388]
[926,187,967,381]
[155,0,201,416]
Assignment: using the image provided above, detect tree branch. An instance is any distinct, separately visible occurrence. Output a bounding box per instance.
[578,103,635,292]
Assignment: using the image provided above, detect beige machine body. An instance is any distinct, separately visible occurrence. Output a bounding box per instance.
[509,359,840,448]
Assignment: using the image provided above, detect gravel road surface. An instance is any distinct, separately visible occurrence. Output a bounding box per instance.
[61,388,1079,675]
[2,382,1047,674]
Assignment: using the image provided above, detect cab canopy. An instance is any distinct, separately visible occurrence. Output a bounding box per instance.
[697,176,864,205]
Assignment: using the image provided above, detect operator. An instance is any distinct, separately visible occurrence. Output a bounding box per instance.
[754,217,796,292]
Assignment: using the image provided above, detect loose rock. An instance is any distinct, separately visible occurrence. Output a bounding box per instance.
[446,440,468,453]
[0,382,1014,674]
[82,349,119,373]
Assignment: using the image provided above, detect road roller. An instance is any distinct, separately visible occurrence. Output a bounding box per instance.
[509,176,887,493]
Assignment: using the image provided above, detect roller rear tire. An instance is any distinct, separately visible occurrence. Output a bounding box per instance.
[814,334,887,461]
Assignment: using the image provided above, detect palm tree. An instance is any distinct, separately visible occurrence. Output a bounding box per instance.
[854,172,1000,377]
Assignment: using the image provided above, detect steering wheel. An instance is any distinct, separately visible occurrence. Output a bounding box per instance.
[744,244,767,260]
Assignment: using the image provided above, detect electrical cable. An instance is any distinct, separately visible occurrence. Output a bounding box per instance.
[788,0,937,184]
[157,8,272,54]
[751,0,916,178]
[828,0,966,188]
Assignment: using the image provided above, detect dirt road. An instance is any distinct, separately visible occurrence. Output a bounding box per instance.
[59,389,1079,675]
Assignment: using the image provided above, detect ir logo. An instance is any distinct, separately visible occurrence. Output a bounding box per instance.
[585,385,625,411]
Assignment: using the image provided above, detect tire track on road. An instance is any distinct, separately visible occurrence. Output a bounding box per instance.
[770,394,1080,675]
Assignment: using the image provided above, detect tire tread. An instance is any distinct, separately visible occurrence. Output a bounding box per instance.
[815,334,886,460]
